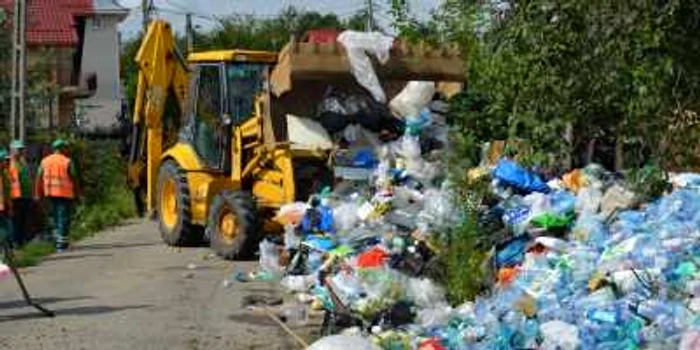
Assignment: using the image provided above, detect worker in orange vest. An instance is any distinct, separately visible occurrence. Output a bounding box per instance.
[9,140,33,248]
[0,148,11,245]
[35,140,79,252]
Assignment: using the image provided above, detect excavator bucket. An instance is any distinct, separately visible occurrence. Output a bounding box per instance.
[267,34,465,144]
[270,35,465,99]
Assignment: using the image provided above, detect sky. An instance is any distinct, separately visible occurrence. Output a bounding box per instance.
[117,0,442,39]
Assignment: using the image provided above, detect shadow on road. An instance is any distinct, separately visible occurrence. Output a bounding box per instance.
[0,296,93,309]
[43,253,114,262]
[228,313,277,327]
[76,242,158,251]
[0,304,153,323]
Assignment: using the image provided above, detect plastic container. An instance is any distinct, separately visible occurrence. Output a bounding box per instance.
[259,239,282,273]
[281,275,314,293]
[280,303,309,326]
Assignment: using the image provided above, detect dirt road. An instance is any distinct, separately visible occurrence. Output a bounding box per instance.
[0,220,318,350]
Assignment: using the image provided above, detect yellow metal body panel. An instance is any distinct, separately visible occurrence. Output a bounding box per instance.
[162,143,204,171]
[188,50,277,64]
[230,97,298,209]
[162,142,240,225]
[186,172,237,226]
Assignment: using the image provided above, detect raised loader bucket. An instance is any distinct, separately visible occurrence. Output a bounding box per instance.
[268,35,466,143]
[270,37,465,99]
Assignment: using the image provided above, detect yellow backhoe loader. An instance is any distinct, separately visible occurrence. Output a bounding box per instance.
[127,20,464,259]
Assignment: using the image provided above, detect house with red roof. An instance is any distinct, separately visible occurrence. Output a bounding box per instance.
[0,0,128,131]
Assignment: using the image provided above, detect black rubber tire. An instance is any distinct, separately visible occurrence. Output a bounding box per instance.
[206,191,259,260]
[156,160,194,246]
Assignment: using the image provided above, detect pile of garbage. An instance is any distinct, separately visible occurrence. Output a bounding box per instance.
[233,31,699,349]
[240,94,700,349]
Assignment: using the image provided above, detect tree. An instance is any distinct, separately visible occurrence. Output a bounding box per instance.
[432,0,700,170]
[344,10,369,31]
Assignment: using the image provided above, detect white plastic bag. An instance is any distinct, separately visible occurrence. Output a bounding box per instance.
[396,135,422,159]
[275,201,308,226]
[576,182,603,214]
[333,201,361,233]
[540,321,580,350]
[416,304,453,329]
[337,31,395,103]
[407,278,447,308]
[308,335,382,350]
[601,184,637,218]
[280,275,315,293]
[390,81,436,119]
[286,114,334,150]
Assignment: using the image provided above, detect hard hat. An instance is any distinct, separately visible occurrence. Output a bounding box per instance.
[52,139,67,150]
[10,139,25,150]
[0,148,9,160]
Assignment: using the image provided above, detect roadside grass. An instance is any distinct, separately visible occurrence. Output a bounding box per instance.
[12,241,55,267]
[9,139,136,267]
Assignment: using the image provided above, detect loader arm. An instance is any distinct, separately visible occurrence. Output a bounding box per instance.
[127,20,189,216]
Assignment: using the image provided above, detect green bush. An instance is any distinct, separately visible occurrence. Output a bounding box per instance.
[71,139,135,241]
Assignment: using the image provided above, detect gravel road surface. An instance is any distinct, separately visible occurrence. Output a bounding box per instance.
[0,220,319,350]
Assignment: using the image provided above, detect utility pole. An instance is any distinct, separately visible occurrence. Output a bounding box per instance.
[10,0,27,141]
[141,0,152,32]
[185,13,193,54]
[365,0,375,32]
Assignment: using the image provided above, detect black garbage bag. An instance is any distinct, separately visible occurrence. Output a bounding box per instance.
[316,87,404,139]
[317,88,351,134]
[371,301,416,328]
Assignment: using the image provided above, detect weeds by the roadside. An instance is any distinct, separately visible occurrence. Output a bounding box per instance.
[12,241,55,267]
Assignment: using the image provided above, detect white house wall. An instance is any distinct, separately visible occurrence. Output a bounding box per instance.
[78,14,124,132]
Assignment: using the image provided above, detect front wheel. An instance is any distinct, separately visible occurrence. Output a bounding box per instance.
[206,191,260,260]
[156,160,195,245]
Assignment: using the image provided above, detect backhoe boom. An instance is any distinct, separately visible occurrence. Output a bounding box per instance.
[128,20,189,216]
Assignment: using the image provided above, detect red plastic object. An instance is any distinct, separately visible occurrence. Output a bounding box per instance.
[356,247,390,268]
[419,338,446,350]
[497,267,520,285]
[303,29,340,44]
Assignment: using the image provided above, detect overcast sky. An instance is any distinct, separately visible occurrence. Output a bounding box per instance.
[117,0,441,38]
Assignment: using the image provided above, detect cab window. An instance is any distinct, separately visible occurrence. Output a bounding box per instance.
[193,65,224,169]
[226,64,266,122]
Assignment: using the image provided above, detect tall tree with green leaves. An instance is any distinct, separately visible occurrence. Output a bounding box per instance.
[436,0,700,170]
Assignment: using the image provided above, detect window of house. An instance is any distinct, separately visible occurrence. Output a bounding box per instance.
[92,16,104,29]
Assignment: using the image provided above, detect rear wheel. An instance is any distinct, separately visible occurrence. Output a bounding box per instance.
[206,191,260,260]
[157,160,195,245]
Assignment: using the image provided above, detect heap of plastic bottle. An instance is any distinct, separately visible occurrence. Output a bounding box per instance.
[400,180,700,349]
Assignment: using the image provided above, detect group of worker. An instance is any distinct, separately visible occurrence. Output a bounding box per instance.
[0,139,78,252]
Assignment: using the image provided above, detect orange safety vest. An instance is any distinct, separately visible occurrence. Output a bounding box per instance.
[9,161,22,199]
[41,153,74,199]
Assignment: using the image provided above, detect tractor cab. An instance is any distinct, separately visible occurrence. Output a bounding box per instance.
[182,50,278,172]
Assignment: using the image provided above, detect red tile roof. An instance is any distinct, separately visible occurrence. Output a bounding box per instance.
[0,0,94,46]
